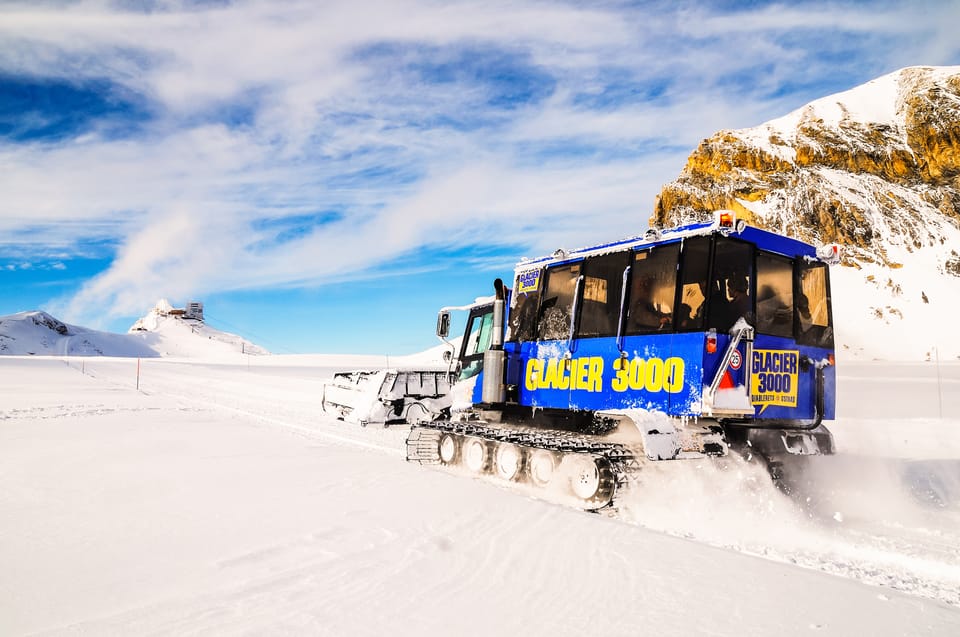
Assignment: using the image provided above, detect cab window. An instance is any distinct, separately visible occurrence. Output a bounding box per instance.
[676,236,711,331]
[459,309,494,380]
[577,251,631,339]
[756,252,794,338]
[797,263,834,348]
[708,238,754,331]
[507,268,542,343]
[464,312,494,357]
[537,263,581,341]
[625,243,679,334]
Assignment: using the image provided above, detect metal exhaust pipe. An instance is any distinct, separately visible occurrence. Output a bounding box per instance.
[481,278,506,405]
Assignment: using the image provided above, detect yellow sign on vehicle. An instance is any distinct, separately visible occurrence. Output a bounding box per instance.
[516,269,541,294]
[751,349,799,411]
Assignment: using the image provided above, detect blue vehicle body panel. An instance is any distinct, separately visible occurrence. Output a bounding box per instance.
[750,334,836,420]
[505,334,704,414]
[501,333,835,421]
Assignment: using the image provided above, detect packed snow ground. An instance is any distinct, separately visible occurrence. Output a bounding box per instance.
[1,354,959,636]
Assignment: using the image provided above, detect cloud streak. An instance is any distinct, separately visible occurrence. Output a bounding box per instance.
[1,0,958,326]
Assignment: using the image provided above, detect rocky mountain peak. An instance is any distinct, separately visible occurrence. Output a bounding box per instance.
[651,66,960,272]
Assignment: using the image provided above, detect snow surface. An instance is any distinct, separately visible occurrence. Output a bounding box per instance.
[1,351,959,636]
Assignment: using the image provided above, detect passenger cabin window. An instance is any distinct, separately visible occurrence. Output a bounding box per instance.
[507,268,542,343]
[509,235,832,345]
[756,252,794,338]
[708,238,755,332]
[577,252,631,339]
[537,263,581,341]
[677,236,711,331]
[797,263,834,348]
[625,243,679,334]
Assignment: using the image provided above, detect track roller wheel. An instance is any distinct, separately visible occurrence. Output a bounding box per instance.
[437,433,459,465]
[494,443,524,481]
[528,449,558,487]
[568,454,616,506]
[463,437,490,473]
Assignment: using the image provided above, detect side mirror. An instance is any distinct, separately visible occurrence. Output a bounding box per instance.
[442,349,453,363]
[436,310,451,338]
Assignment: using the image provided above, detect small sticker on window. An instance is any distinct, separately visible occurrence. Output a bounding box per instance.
[517,269,541,294]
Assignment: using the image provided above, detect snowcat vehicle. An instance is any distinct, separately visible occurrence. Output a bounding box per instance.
[407,211,840,510]
[321,368,454,426]
[320,299,493,426]
[320,367,451,427]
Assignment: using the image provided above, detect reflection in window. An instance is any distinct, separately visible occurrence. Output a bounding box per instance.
[625,243,679,334]
[708,238,754,331]
[797,263,833,347]
[756,252,794,338]
[578,252,630,339]
[537,263,581,341]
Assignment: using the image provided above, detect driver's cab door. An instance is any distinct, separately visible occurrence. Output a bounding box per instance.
[458,304,494,380]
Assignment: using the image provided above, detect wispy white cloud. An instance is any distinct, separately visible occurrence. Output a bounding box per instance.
[0,0,957,324]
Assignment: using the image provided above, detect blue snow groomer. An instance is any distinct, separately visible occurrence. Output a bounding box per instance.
[408,211,839,509]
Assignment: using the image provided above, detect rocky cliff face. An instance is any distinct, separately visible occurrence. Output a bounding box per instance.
[652,66,960,270]
[651,66,960,359]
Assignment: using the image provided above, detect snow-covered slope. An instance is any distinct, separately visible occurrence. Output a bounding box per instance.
[0,302,267,358]
[0,311,156,357]
[653,66,960,361]
[128,299,269,358]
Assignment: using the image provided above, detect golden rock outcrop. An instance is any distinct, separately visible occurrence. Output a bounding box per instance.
[651,67,960,268]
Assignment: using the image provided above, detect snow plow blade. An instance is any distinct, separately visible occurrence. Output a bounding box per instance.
[321,369,454,426]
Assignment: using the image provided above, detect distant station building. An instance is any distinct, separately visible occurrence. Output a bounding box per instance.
[185,301,204,321]
[150,299,204,322]
[130,299,206,333]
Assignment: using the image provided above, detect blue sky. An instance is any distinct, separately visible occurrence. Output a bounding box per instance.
[2,0,959,354]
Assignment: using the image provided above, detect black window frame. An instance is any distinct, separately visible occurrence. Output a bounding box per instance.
[623,241,682,336]
[575,250,632,340]
[674,235,712,333]
[755,250,796,338]
[535,261,583,342]
[458,304,495,380]
[795,260,835,348]
[706,235,756,332]
[506,267,543,343]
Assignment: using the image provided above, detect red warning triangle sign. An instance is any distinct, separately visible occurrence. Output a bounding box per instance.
[719,369,735,389]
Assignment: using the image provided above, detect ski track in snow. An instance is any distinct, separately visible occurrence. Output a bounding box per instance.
[2,356,960,635]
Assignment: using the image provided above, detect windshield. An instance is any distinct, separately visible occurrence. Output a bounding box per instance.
[459,308,494,380]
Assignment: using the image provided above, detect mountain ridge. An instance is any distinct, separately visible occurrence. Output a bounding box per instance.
[650,65,960,360]
[0,303,267,358]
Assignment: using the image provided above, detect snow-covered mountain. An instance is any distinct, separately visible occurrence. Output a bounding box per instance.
[128,299,269,357]
[0,301,267,358]
[652,66,960,360]
[0,310,156,357]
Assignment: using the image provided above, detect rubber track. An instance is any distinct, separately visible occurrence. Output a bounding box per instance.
[406,420,643,509]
